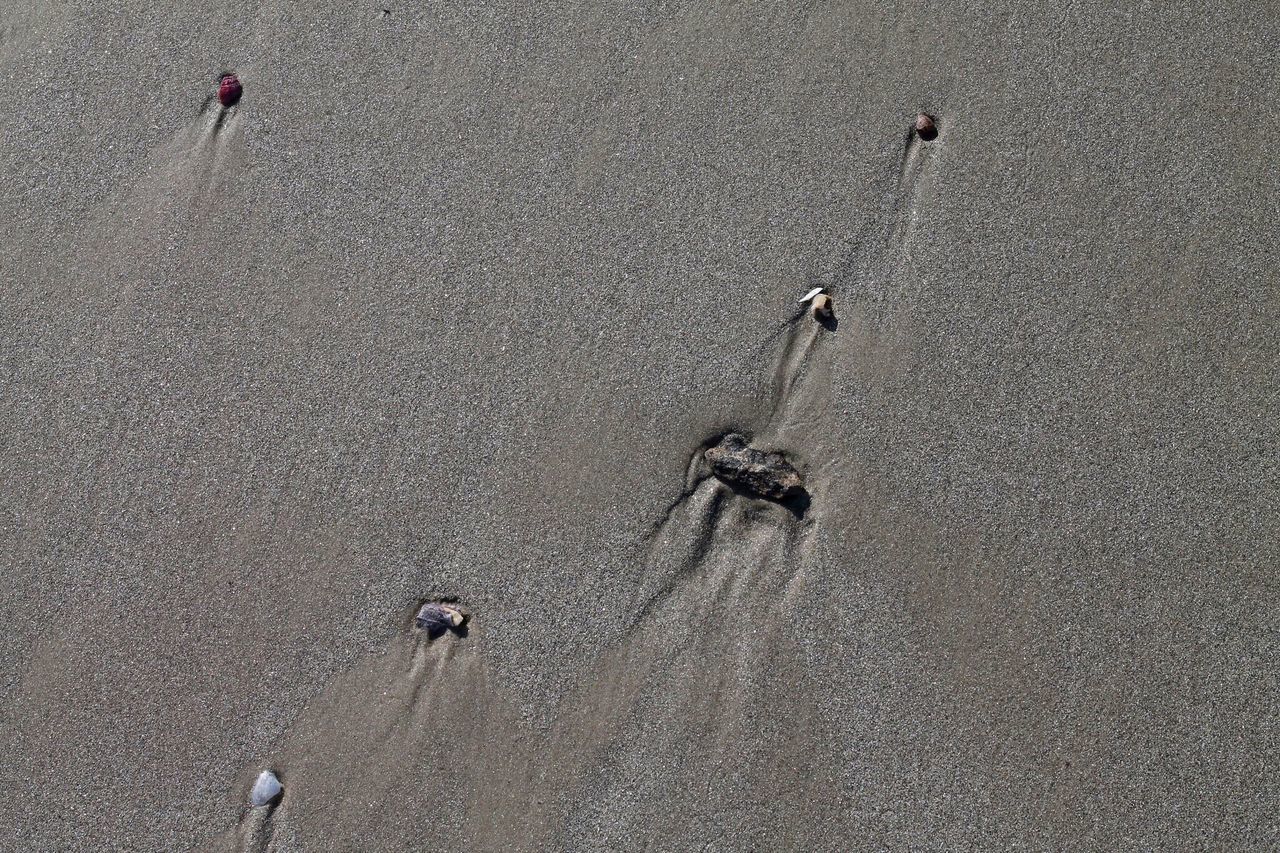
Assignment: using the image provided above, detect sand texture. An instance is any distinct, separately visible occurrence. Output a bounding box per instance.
[1,2,1277,850]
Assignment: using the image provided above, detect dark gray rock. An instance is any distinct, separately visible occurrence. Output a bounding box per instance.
[704,434,805,502]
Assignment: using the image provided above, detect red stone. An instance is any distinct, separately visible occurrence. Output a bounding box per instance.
[218,74,242,108]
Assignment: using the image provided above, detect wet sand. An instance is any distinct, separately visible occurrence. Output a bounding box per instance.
[2,2,1277,850]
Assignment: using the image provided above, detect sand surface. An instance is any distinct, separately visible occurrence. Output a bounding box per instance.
[2,2,1277,850]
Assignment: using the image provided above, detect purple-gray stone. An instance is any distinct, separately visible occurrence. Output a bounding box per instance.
[415,603,466,638]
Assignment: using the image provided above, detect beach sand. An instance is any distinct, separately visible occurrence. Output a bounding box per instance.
[2,2,1277,850]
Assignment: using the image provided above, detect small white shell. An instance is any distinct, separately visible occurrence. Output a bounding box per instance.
[799,287,826,304]
[249,770,282,807]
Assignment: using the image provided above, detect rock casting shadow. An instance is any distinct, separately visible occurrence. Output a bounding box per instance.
[719,478,811,519]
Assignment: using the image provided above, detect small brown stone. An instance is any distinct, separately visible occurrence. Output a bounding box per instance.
[811,293,833,321]
[915,113,937,140]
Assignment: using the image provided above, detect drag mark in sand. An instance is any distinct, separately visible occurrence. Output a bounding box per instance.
[182,77,245,207]
[229,770,282,853]
[888,110,944,286]
[628,286,838,642]
[58,73,248,308]
[215,603,530,851]
[825,110,946,306]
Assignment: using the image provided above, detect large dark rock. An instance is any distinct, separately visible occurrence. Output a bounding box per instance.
[704,434,805,502]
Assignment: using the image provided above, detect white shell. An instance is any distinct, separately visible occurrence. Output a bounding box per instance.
[249,770,282,807]
[799,287,826,304]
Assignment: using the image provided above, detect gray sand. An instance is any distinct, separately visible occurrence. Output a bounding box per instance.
[2,2,1277,850]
